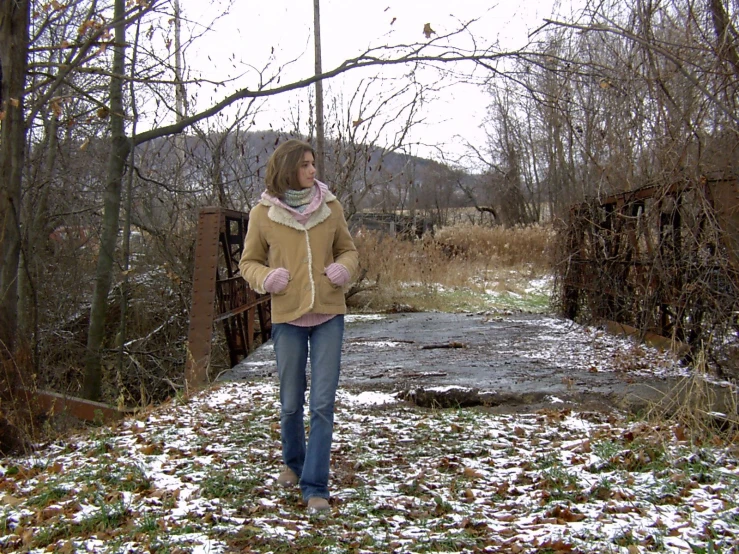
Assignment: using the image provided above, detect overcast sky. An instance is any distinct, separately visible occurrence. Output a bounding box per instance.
[175,0,579,164]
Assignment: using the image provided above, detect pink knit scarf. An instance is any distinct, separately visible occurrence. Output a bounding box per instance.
[261,181,327,226]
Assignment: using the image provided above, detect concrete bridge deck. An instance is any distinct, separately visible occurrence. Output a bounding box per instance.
[220,311,710,414]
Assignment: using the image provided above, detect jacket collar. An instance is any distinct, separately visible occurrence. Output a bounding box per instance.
[260,181,336,231]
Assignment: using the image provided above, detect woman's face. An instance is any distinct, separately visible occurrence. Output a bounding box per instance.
[295,151,316,190]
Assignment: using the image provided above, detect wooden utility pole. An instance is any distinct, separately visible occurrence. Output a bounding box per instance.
[174,0,187,122]
[313,0,325,180]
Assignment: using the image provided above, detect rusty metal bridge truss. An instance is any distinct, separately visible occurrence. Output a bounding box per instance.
[559,177,739,355]
[185,207,271,388]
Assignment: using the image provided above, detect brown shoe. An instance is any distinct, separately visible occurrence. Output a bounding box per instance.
[276,466,298,488]
[307,497,330,513]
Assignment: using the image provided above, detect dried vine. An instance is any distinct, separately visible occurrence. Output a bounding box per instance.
[553,177,739,375]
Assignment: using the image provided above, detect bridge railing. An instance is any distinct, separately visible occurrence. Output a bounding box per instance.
[555,177,739,360]
[185,207,271,390]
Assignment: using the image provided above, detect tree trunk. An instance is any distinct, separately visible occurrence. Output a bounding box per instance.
[709,0,739,83]
[18,115,59,363]
[0,0,30,357]
[83,0,130,401]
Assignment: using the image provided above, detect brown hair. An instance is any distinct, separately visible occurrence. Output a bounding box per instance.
[265,139,315,198]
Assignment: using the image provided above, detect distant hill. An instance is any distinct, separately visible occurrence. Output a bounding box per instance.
[137,129,479,215]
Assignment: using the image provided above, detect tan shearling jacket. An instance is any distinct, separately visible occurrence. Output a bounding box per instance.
[238,190,359,324]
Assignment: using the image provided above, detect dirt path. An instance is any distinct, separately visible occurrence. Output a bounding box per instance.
[222,311,725,414]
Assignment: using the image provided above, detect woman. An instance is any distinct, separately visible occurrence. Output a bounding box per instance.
[239,139,358,513]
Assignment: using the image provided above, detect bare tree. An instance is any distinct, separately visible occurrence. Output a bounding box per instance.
[321,71,427,215]
[8,2,597,403]
[0,0,31,359]
[454,0,739,227]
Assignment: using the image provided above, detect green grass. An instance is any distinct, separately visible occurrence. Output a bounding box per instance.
[349,264,553,314]
[688,542,723,554]
[27,484,71,507]
[534,451,560,469]
[135,512,160,535]
[5,379,739,554]
[112,463,153,492]
[24,498,132,550]
[594,475,616,495]
[0,515,10,535]
[613,527,639,547]
[588,440,623,472]
[673,448,719,484]
[199,470,262,503]
[377,281,552,313]
[587,436,669,473]
[78,499,130,533]
[30,524,64,549]
[538,465,581,502]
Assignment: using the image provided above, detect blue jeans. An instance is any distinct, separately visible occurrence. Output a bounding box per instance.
[272,315,344,500]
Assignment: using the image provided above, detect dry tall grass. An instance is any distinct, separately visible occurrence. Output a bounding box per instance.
[350,223,555,312]
[645,348,739,442]
[433,223,555,268]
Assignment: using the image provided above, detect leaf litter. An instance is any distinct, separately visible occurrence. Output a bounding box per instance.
[1,323,739,553]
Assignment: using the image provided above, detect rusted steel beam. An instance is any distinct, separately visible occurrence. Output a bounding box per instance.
[213,296,270,323]
[602,321,688,356]
[578,178,720,210]
[707,180,739,268]
[16,388,127,423]
[185,208,222,390]
[186,207,273,391]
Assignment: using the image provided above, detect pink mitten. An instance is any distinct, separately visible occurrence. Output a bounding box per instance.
[264,268,289,293]
[325,263,350,286]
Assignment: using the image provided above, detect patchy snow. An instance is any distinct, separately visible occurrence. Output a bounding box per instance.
[506,316,693,379]
[525,276,553,293]
[239,360,273,368]
[425,386,475,394]
[346,314,387,323]
[1,378,738,553]
[339,390,398,406]
[349,340,405,348]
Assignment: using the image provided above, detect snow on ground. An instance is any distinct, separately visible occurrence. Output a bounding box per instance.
[346,314,387,323]
[510,316,690,379]
[525,277,552,294]
[1,376,738,553]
